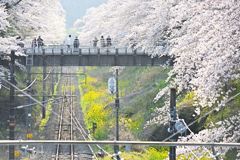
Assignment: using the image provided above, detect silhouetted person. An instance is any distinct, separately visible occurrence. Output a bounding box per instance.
[66,35,72,47]
[66,35,72,49]
[73,37,80,48]
[16,36,24,48]
[31,38,37,48]
[93,37,98,47]
[37,36,44,48]
[65,35,72,53]
[106,36,112,47]
[100,36,105,48]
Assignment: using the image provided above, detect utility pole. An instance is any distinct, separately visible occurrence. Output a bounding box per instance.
[51,67,54,95]
[26,62,32,139]
[42,49,46,119]
[114,68,121,160]
[9,50,16,160]
[169,88,177,160]
[52,52,55,95]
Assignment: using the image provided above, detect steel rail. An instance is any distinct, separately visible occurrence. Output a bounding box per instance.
[68,73,97,159]
[72,112,110,157]
[55,84,65,160]
[71,114,98,160]
[70,74,74,160]
[54,75,77,159]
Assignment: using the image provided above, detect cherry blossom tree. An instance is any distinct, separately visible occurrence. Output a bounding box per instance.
[76,1,240,157]
[77,0,240,108]
[177,112,240,158]
[0,4,16,54]
[169,0,240,107]
[0,0,66,54]
[76,0,172,53]
[0,0,66,78]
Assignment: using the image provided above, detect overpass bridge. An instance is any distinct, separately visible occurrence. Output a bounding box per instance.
[19,45,171,66]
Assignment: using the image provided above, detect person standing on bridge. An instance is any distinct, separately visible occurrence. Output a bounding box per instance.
[16,36,25,48]
[93,37,98,47]
[66,35,72,53]
[100,36,105,48]
[106,36,112,47]
[31,38,37,48]
[37,36,44,48]
[73,37,80,49]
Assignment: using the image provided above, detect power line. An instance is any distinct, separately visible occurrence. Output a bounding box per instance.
[0,76,79,132]
[70,110,111,156]
[18,78,37,92]
[163,91,240,142]
[0,71,107,153]
[0,77,45,108]
[181,119,215,158]
[14,97,64,109]
[1,83,10,90]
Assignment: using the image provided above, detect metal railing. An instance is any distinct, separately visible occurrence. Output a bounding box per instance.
[24,45,146,55]
[0,140,239,147]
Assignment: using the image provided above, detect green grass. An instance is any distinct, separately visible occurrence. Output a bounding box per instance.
[39,72,61,131]
[100,148,168,160]
[77,67,173,160]
[225,148,238,160]
[78,67,170,140]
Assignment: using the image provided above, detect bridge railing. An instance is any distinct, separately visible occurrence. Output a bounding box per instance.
[24,45,146,55]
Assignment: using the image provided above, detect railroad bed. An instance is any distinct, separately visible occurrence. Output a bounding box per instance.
[52,74,94,160]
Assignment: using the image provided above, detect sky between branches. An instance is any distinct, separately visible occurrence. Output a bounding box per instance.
[60,0,106,29]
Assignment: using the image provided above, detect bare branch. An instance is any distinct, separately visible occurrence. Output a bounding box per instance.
[5,0,23,10]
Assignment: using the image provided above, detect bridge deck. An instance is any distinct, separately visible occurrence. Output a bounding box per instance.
[19,46,171,66]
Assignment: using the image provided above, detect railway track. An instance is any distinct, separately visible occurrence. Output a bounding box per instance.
[49,69,116,160]
[52,73,95,160]
[71,111,113,160]
[52,76,74,159]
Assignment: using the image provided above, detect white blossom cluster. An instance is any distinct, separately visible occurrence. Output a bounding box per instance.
[0,0,66,54]
[177,112,240,157]
[0,5,8,31]
[144,94,170,129]
[76,0,173,55]
[0,4,16,54]
[0,0,66,77]
[153,86,169,103]
[169,0,240,107]
[76,0,240,107]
